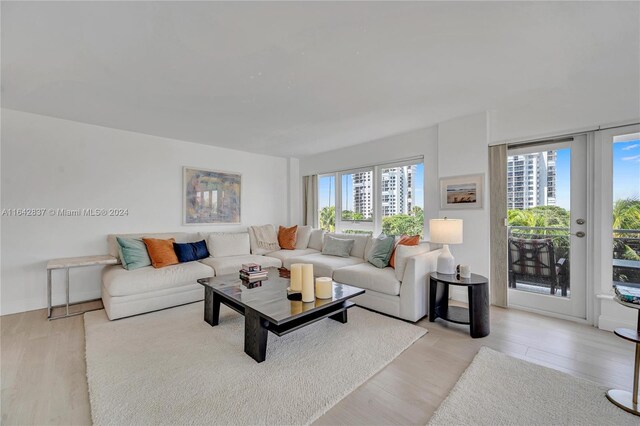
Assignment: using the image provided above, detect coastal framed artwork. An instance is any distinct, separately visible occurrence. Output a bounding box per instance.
[440,174,484,210]
[183,167,241,224]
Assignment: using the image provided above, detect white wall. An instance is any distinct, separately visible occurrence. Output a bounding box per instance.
[298,126,439,231]
[437,113,490,300]
[0,109,289,315]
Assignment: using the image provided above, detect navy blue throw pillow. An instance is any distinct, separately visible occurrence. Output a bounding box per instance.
[173,240,210,263]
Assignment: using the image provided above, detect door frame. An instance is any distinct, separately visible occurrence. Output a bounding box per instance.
[506,134,592,322]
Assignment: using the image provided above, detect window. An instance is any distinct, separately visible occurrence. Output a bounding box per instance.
[316,159,424,237]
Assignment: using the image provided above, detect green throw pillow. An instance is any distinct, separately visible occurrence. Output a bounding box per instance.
[116,237,151,270]
[367,234,395,268]
[322,236,355,258]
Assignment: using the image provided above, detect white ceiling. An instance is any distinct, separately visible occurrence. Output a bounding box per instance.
[2,1,639,157]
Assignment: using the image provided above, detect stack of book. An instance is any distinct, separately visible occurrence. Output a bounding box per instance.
[239,263,268,282]
[615,284,640,305]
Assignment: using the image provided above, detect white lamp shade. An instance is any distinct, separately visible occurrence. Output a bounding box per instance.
[429,218,463,244]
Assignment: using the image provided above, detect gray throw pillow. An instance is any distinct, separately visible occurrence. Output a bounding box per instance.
[367,234,395,268]
[322,236,355,258]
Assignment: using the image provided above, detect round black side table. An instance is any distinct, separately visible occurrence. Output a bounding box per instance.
[606,296,640,416]
[428,272,490,338]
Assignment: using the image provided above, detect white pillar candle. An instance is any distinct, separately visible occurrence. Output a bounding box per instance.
[315,277,333,299]
[301,264,315,302]
[290,264,303,291]
[460,265,471,279]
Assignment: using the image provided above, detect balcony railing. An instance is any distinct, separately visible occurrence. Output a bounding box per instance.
[508,226,640,287]
[613,229,640,285]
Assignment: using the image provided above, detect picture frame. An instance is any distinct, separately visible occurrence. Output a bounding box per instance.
[440,173,484,210]
[183,167,242,225]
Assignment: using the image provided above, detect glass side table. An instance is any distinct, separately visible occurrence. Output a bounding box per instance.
[606,296,640,416]
[47,255,118,320]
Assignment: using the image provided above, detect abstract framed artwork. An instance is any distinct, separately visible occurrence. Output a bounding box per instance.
[183,167,241,224]
[440,173,484,210]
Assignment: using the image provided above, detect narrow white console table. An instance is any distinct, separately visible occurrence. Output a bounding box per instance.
[47,255,118,320]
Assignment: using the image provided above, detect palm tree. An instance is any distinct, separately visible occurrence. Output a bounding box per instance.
[612,198,640,262]
[613,198,640,231]
[319,206,335,232]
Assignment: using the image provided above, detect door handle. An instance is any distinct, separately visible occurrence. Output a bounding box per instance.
[572,231,586,238]
[576,218,585,225]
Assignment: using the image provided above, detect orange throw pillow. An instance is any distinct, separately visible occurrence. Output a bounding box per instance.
[143,238,179,268]
[389,235,420,268]
[278,225,298,250]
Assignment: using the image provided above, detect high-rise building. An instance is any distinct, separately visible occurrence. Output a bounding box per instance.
[351,172,373,218]
[351,165,416,218]
[507,151,557,210]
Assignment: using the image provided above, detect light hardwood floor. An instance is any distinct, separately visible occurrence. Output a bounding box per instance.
[1,302,634,425]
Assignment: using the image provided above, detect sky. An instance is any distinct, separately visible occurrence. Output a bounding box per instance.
[554,148,570,209]
[613,138,640,202]
[318,164,424,211]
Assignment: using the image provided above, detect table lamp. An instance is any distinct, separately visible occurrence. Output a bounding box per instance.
[429,218,463,274]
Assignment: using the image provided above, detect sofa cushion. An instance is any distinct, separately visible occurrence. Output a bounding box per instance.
[108,232,198,262]
[295,226,313,249]
[322,235,354,258]
[324,233,371,259]
[333,263,401,296]
[206,233,251,258]
[116,237,151,270]
[389,235,421,268]
[265,248,319,262]
[278,225,298,250]
[308,229,324,251]
[367,234,395,268]
[199,255,281,276]
[173,240,209,263]
[395,242,431,281]
[282,253,364,278]
[143,238,179,268]
[102,261,214,297]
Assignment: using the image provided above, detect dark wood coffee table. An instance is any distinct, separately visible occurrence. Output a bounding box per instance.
[197,267,365,363]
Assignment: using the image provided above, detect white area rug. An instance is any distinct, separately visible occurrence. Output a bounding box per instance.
[84,302,426,425]
[429,346,638,425]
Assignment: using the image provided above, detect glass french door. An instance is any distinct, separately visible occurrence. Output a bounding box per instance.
[507,136,588,319]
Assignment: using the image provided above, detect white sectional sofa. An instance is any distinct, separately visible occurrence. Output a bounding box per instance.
[102,227,441,322]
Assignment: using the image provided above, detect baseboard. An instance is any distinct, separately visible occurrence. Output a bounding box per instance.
[597,294,637,331]
[598,315,636,332]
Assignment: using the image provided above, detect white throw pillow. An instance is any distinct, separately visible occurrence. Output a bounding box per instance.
[308,229,324,251]
[394,243,431,281]
[295,225,313,249]
[208,233,251,258]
